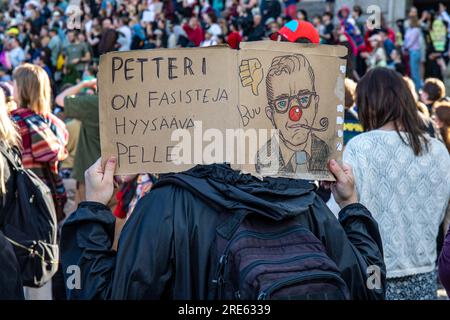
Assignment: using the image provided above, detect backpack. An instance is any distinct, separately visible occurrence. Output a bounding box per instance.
[0,144,59,288]
[158,176,350,300]
[209,211,351,300]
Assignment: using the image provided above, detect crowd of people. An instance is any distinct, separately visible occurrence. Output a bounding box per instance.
[1,0,450,89]
[0,0,449,301]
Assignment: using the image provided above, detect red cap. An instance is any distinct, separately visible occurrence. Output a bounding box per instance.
[277,20,320,44]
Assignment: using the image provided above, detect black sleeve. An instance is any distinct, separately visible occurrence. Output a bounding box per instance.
[60,201,117,299]
[338,203,386,299]
[0,232,24,300]
[301,199,386,300]
[61,187,175,299]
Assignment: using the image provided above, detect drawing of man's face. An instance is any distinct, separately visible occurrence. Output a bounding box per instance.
[266,55,319,150]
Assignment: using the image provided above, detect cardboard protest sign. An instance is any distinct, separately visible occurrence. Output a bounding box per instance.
[99,41,347,180]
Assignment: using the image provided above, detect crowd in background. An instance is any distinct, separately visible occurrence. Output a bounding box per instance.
[1,1,450,90]
[0,0,449,301]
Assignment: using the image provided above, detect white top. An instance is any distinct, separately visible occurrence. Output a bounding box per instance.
[200,39,218,47]
[8,47,25,69]
[207,23,222,38]
[117,26,132,52]
[344,130,450,278]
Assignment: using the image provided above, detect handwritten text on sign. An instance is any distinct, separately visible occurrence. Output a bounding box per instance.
[99,42,347,181]
[99,48,239,173]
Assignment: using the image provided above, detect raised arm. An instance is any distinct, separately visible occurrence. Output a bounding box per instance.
[55,79,97,107]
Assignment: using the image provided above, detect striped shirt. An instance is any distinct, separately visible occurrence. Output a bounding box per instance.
[11,108,68,202]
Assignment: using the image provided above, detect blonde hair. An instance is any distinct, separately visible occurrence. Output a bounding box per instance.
[13,63,52,115]
[0,89,21,195]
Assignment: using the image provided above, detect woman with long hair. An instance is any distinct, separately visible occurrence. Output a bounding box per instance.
[0,89,24,299]
[11,63,68,222]
[345,68,450,299]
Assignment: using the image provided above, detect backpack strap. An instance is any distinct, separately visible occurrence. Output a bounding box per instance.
[0,143,22,171]
[215,210,248,240]
[0,143,21,228]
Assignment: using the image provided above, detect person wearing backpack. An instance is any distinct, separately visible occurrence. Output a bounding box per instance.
[61,20,385,301]
[60,156,385,300]
[0,89,24,299]
[11,64,69,224]
[10,63,67,299]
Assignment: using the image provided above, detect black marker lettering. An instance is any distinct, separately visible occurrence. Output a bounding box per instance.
[219,89,229,101]
[185,90,192,104]
[151,118,158,131]
[116,142,128,167]
[140,119,150,135]
[170,117,178,129]
[166,146,176,162]
[153,146,162,163]
[186,118,195,129]
[127,92,138,109]
[142,146,151,163]
[149,91,158,108]
[124,58,134,80]
[195,89,202,101]
[129,119,138,135]
[128,145,139,164]
[203,89,210,103]
[112,57,123,83]
[136,58,148,82]
[160,117,169,130]
[184,57,194,75]
[112,95,126,110]
[202,57,207,75]
[160,92,169,106]
[168,57,178,80]
[212,88,219,102]
[115,117,126,134]
[152,57,163,78]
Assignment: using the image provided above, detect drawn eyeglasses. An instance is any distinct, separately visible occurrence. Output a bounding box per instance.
[270,91,317,114]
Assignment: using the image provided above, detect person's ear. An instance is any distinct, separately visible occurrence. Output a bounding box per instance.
[266,106,274,121]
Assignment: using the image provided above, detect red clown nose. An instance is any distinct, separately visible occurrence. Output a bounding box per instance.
[289,106,302,122]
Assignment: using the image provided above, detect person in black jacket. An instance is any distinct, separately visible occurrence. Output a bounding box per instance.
[61,20,385,300]
[247,15,265,41]
[60,157,386,300]
[0,229,24,299]
[0,89,24,300]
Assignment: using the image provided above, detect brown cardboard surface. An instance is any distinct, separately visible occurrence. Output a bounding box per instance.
[99,42,346,180]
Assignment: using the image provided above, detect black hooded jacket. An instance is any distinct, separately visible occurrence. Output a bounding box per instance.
[0,150,24,300]
[61,164,386,300]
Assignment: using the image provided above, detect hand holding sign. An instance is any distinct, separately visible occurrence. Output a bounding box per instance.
[239,58,263,96]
